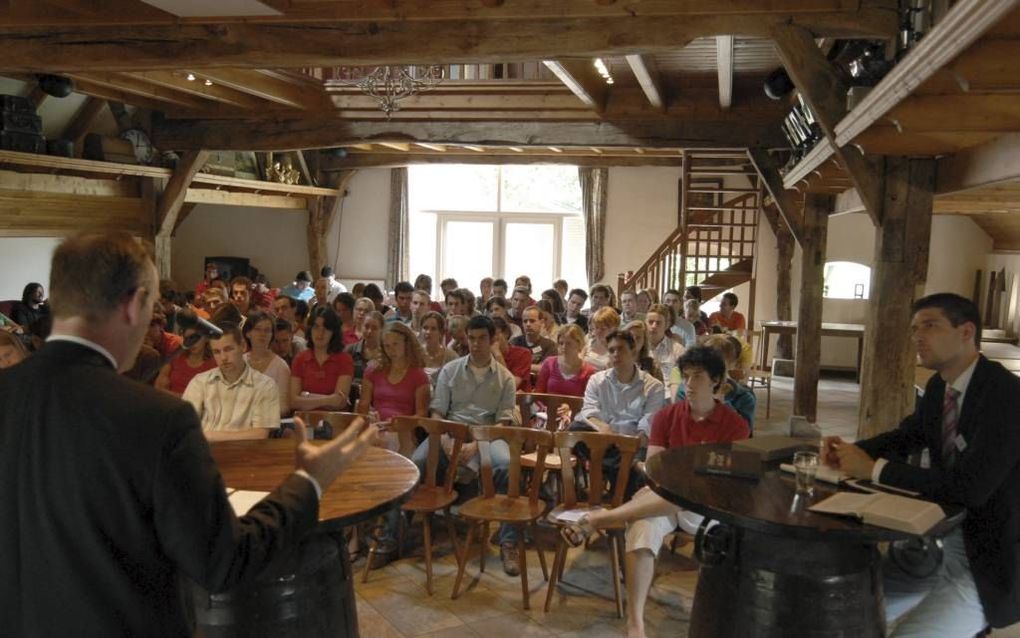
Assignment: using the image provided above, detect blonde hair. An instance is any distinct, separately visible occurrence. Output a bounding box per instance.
[704,333,739,366]
[380,321,425,369]
[591,306,621,330]
[557,323,586,348]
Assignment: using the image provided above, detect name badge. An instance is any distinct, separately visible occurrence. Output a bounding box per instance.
[954,434,967,452]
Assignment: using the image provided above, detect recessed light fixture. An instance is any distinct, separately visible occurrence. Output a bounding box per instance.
[186,72,196,81]
[204,79,213,86]
[593,58,615,85]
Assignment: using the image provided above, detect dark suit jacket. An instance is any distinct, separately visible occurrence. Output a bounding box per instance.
[856,355,1020,628]
[0,341,319,637]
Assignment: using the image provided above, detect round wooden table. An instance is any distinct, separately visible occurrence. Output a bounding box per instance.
[645,443,959,638]
[196,440,419,638]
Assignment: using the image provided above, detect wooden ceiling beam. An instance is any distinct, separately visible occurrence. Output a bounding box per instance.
[152,116,786,152]
[190,69,329,109]
[884,94,1020,133]
[64,77,182,113]
[748,147,803,243]
[123,71,270,110]
[65,72,211,110]
[0,12,897,73]
[320,152,683,170]
[772,23,884,225]
[61,97,108,157]
[542,59,608,112]
[716,35,734,109]
[624,54,664,110]
[937,133,1020,195]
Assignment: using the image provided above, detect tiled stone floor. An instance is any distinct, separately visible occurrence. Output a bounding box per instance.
[353,374,1020,636]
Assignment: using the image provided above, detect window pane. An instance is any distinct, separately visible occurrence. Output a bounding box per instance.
[504,222,555,291]
[823,261,871,299]
[500,165,582,213]
[410,164,498,212]
[408,211,437,296]
[442,220,494,291]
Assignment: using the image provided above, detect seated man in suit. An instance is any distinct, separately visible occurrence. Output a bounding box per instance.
[824,293,1020,636]
[183,323,280,441]
[0,231,377,636]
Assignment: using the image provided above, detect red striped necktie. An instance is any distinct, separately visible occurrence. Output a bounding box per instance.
[941,387,960,467]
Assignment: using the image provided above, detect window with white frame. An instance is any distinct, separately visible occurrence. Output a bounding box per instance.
[408,165,587,298]
[823,261,871,299]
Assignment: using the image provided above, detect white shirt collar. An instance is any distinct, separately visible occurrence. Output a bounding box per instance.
[46,334,118,370]
[949,354,979,404]
[467,354,498,374]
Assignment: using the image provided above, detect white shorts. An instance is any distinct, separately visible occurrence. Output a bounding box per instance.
[625,511,706,557]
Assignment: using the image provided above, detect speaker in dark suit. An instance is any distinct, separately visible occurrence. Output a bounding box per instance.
[0,232,371,637]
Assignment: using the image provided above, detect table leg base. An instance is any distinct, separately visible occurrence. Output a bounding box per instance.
[193,532,359,637]
[690,526,885,637]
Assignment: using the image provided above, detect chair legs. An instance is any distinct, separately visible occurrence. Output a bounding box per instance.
[518,529,530,610]
[609,532,624,619]
[452,521,478,600]
[531,521,548,581]
[422,513,434,595]
[544,537,569,612]
[766,379,772,419]
[361,515,383,584]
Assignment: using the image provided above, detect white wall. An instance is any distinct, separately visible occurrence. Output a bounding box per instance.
[327,168,390,287]
[927,215,992,297]
[0,237,62,301]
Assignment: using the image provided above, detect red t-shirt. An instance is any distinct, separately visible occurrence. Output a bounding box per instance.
[167,355,216,395]
[503,345,533,392]
[155,332,183,358]
[536,356,596,397]
[708,311,746,332]
[649,400,749,449]
[290,349,355,395]
[364,366,430,421]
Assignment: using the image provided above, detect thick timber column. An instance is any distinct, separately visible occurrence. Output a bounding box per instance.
[793,193,832,422]
[858,158,936,438]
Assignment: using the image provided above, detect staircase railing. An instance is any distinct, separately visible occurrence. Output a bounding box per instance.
[617,191,756,296]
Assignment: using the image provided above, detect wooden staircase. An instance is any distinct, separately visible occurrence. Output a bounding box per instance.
[618,151,763,319]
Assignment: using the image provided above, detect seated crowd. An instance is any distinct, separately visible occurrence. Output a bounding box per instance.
[1,266,757,638]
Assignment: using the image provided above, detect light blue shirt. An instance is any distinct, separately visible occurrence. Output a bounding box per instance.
[430,354,516,425]
[671,317,697,347]
[280,283,314,303]
[578,365,665,437]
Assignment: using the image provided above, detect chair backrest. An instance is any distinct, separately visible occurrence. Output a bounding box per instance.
[294,411,363,439]
[751,329,768,371]
[472,425,554,502]
[516,392,585,431]
[389,416,470,493]
[554,430,642,509]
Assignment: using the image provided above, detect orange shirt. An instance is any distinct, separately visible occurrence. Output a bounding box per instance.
[708,311,746,332]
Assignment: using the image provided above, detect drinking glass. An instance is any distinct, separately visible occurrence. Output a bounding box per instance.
[793,451,820,495]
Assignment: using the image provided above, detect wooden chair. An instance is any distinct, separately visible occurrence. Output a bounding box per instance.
[292,411,364,439]
[746,329,772,419]
[544,430,641,618]
[516,392,584,472]
[451,426,553,610]
[361,416,469,594]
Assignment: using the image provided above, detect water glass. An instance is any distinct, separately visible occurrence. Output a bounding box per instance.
[793,451,819,495]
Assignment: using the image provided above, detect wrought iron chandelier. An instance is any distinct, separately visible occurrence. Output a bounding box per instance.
[340,66,445,117]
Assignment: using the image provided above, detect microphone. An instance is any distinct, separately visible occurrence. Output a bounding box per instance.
[175,308,224,339]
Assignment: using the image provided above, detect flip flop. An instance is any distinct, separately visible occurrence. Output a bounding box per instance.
[560,514,597,548]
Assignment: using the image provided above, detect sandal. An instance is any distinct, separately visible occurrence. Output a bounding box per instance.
[560,514,598,548]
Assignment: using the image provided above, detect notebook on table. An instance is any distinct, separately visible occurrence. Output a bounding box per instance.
[809,492,945,535]
[733,436,819,461]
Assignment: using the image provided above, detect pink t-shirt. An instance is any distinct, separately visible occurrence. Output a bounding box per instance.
[535,356,597,397]
[364,366,430,421]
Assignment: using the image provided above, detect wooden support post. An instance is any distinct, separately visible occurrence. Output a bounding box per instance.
[62,98,107,157]
[153,150,208,278]
[306,170,357,278]
[763,203,796,360]
[858,158,936,439]
[793,193,832,422]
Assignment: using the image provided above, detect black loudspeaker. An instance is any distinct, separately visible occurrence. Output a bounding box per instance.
[37,74,75,98]
[205,256,251,283]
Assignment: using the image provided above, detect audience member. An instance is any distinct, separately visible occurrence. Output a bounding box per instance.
[410,289,431,332]
[636,288,658,316]
[272,294,304,346]
[312,277,330,311]
[459,288,477,318]
[202,287,226,316]
[351,282,366,299]
[154,327,215,395]
[509,286,531,325]
[422,315,519,575]
[352,296,374,338]
[439,278,458,303]
[514,275,535,302]
[209,301,243,328]
[662,289,697,347]
[194,262,218,297]
[477,277,494,312]
[553,278,569,300]
[588,284,613,316]
[229,276,252,315]
[585,306,621,370]
[157,280,180,332]
[536,324,596,397]
[708,292,747,337]
[563,346,748,638]
[491,316,533,391]
[620,290,643,324]
[182,323,280,441]
[122,342,161,384]
[447,315,470,357]
[250,274,278,310]
[684,286,710,324]
[485,296,523,339]
[11,282,48,329]
[362,283,388,314]
[332,292,359,345]
[146,309,183,358]
[535,299,561,341]
[491,278,508,299]
[646,304,684,398]
[445,288,469,317]
[346,310,384,397]
[419,311,458,386]
[385,281,415,326]
[512,305,558,374]
[271,318,297,366]
[541,288,567,324]
[242,310,291,416]
[564,288,590,332]
[289,307,354,412]
[675,334,755,430]
[321,266,347,302]
[623,320,663,382]
[280,270,314,303]
[684,299,709,337]
[0,330,29,369]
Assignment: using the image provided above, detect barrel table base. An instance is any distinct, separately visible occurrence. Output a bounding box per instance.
[194,532,358,638]
[691,526,885,637]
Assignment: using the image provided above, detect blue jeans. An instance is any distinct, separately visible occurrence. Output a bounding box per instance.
[411,436,518,545]
[883,528,986,637]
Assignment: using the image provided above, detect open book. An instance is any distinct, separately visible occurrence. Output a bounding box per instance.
[226,489,271,517]
[809,492,945,535]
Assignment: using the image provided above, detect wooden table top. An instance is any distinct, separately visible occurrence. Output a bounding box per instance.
[761,321,865,335]
[646,443,934,543]
[211,440,419,530]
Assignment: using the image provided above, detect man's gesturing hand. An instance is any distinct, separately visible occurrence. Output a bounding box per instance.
[293,415,378,491]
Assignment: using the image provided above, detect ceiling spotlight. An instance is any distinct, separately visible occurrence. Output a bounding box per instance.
[186,72,196,81]
[204,79,213,86]
[593,58,615,85]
